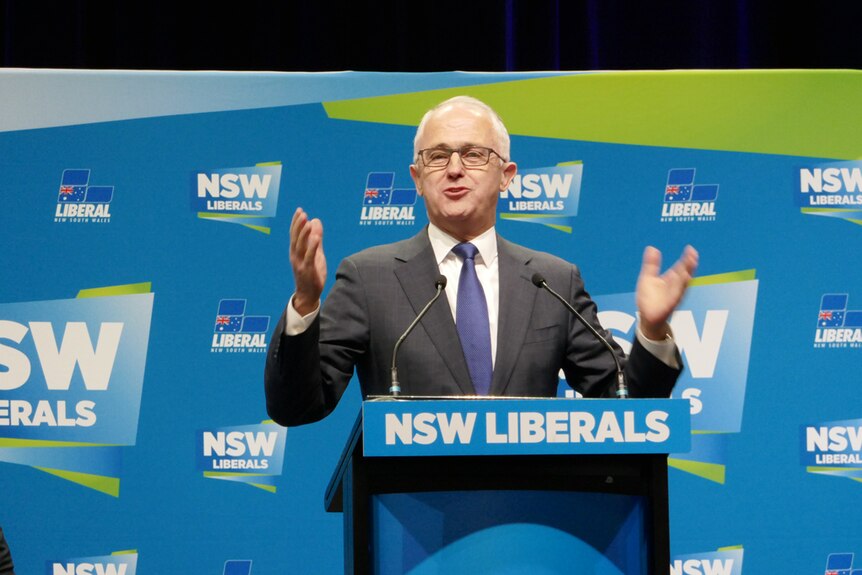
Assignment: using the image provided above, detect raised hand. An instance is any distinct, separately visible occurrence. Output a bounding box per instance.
[289,207,327,316]
[636,245,699,340]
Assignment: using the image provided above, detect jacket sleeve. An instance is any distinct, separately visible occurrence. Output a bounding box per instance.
[561,264,681,398]
[264,257,369,426]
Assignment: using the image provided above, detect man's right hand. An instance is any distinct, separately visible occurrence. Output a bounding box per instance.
[290,207,327,316]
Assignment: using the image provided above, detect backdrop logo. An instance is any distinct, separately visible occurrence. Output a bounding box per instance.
[815,294,862,348]
[223,561,253,575]
[498,162,582,233]
[196,422,287,493]
[801,418,862,483]
[0,283,153,496]
[821,552,857,575]
[47,550,137,575]
[796,161,862,226]
[54,169,114,223]
[594,270,758,484]
[359,172,416,226]
[211,299,269,353]
[671,547,743,575]
[191,163,282,234]
[660,168,719,222]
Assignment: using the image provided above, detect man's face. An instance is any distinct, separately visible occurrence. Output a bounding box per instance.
[410,105,517,241]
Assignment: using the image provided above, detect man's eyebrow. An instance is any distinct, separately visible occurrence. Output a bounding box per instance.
[426,142,479,149]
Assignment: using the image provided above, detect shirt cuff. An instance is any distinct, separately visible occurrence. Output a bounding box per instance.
[635,325,680,369]
[283,295,320,336]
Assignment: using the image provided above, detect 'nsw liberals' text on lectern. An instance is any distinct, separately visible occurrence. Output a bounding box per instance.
[325,397,691,575]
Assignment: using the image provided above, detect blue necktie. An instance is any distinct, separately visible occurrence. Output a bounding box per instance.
[452,242,492,395]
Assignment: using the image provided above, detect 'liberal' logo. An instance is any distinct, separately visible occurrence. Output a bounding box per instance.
[822,552,856,575]
[55,169,114,223]
[211,299,269,353]
[359,172,417,226]
[660,168,718,222]
[815,294,862,348]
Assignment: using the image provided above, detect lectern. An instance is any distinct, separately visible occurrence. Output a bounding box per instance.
[326,397,690,575]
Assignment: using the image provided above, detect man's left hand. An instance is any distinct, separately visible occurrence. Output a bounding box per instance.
[636,245,699,340]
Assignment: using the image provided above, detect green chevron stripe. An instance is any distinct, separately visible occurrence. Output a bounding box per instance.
[0,438,116,447]
[77,282,151,298]
[34,466,119,497]
[668,457,725,484]
[689,269,756,287]
[323,71,862,159]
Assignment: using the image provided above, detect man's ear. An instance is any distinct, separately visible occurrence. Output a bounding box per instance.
[499,161,518,190]
[410,164,423,196]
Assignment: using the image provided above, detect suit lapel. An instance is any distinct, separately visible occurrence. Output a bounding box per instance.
[393,230,474,394]
[491,236,538,395]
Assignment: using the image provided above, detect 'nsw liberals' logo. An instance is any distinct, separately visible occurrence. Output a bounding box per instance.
[55,169,114,223]
[498,162,582,233]
[801,419,862,483]
[191,163,282,234]
[815,294,862,349]
[48,551,137,575]
[671,547,743,575]
[211,299,269,353]
[359,172,417,226]
[660,168,718,222]
[0,283,153,496]
[196,422,287,492]
[796,162,862,226]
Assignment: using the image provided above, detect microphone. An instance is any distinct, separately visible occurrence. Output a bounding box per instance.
[390,275,448,396]
[531,273,629,399]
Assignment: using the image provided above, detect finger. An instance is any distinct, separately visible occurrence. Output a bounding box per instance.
[683,245,699,275]
[303,219,323,265]
[290,207,305,236]
[294,214,315,257]
[640,246,662,278]
[290,207,308,248]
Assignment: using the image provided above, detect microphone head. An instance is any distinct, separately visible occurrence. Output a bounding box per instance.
[435,275,448,289]
[531,272,546,287]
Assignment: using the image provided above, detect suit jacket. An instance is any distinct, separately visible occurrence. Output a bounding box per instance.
[265,229,680,426]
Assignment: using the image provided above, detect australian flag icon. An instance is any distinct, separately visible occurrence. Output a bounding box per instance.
[664,168,719,203]
[824,552,853,575]
[363,172,417,206]
[818,294,862,328]
[58,169,89,202]
[214,299,270,333]
[57,169,114,203]
[665,169,695,202]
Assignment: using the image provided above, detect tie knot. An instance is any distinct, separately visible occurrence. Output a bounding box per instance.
[452,242,479,261]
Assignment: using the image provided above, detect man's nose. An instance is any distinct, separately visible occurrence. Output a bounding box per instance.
[446,151,466,176]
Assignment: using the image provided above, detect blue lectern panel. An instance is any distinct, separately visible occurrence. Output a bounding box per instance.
[372,490,647,575]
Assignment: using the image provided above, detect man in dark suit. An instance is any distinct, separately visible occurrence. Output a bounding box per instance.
[265,96,698,427]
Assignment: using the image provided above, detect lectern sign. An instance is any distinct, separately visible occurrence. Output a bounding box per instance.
[363,398,691,457]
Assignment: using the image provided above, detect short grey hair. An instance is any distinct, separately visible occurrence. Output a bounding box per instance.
[413,96,511,162]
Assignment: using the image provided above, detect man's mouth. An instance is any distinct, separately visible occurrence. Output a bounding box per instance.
[443,187,469,198]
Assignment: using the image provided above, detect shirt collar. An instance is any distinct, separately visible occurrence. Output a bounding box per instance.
[427,223,498,266]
